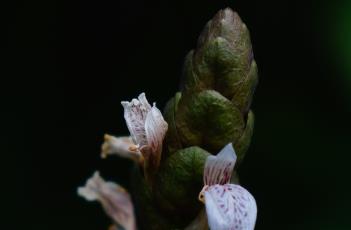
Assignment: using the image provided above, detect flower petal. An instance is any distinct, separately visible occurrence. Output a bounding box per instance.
[144,105,168,157]
[121,93,152,147]
[101,134,142,162]
[141,104,168,182]
[77,172,137,230]
[204,184,257,230]
[204,143,237,186]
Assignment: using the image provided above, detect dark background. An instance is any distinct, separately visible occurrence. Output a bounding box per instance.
[6,0,351,229]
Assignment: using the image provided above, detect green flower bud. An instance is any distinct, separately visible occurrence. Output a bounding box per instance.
[182,8,256,103]
[165,7,258,160]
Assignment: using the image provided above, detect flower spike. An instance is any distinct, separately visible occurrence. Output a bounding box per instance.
[77,172,137,230]
[199,143,257,230]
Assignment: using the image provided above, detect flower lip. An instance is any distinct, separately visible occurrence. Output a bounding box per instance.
[199,143,257,230]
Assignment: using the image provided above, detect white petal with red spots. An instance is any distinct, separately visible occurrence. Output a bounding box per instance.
[204,184,257,230]
[200,143,257,230]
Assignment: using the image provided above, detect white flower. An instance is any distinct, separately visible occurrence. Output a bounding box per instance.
[121,93,168,181]
[77,172,137,230]
[199,143,257,230]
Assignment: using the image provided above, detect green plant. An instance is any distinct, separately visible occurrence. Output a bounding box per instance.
[78,8,258,230]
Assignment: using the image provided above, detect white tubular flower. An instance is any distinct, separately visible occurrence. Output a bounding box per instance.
[77,172,137,230]
[121,93,168,180]
[101,134,142,162]
[199,143,257,230]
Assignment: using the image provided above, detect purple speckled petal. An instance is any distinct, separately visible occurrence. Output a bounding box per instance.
[204,143,237,186]
[204,184,257,230]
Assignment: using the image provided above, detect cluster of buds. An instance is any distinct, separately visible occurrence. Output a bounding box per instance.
[78,7,258,230]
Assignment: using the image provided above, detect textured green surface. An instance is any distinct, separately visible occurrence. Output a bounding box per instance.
[167,8,257,158]
[131,147,209,229]
[231,60,258,114]
[156,147,209,226]
[131,8,258,229]
[131,167,174,230]
[163,92,182,155]
[176,90,245,153]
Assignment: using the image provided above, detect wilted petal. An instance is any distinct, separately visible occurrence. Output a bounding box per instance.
[121,93,151,147]
[204,143,237,185]
[204,184,257,230]
[77,172,137,230]
[101,134,142,162]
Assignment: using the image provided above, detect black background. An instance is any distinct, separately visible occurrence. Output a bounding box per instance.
[6,0,351,229]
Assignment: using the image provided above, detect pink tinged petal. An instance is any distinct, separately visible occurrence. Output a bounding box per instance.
[144,105,168,160]
[204,184,257,230]
[101,134,142,162]
[77,172,137,230]
[204,143,237,186]
[141,104,168,183]
[121,93,168,183]
[121,92,151,147]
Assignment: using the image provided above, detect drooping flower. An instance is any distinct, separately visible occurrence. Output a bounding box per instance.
[77,171,137,230]
[199,143,257,230]
[101,134,142,162]
[121,92,168,182]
